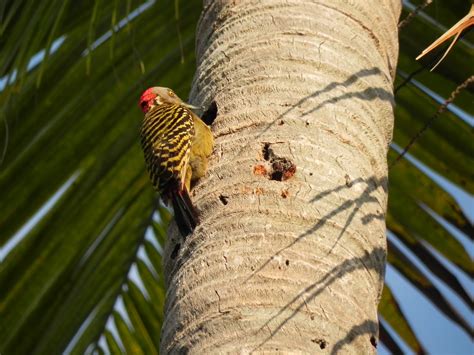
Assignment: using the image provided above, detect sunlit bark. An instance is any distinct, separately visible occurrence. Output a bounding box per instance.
[161,0,400,353]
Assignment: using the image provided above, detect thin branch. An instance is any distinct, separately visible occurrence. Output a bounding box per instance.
[394,66,426,95]
[398,0,433,30]
[390,75,474,168]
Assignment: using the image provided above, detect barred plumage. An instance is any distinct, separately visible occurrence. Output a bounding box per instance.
[139,87,214,237]
[141,104,195,192]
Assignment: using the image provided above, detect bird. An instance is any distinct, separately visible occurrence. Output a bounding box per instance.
[138,86,214,237]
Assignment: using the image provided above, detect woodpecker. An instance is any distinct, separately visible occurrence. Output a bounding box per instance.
[139,87,214,237]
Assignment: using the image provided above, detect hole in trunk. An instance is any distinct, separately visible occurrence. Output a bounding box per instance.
[370,335,377,348]
[271,157,296,181]
[271,171,283,181]
[219,195,229,205]
[259,143,296,181]
[263,143,271,161]
[201,101,218,125]
[312,339,327,349]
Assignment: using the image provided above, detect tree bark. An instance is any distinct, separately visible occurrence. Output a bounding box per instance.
[161,0,400,353]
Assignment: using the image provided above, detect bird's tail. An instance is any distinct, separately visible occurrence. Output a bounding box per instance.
[171,188,199,237]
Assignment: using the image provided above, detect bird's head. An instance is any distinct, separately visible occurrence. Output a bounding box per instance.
[139,87,199,113]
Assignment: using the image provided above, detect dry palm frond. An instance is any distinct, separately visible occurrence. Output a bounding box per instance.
[416,4,474,71]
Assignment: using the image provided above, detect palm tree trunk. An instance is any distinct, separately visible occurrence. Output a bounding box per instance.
[161,0,401,353]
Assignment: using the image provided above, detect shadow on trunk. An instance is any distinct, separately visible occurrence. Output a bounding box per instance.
[253,67,394,139]
[247,176,388,279]
[252,246,385,351]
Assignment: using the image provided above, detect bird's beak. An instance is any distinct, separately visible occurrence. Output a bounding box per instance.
[183,102,204,111]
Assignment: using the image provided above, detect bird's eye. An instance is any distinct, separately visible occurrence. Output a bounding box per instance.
[168,90,175,97]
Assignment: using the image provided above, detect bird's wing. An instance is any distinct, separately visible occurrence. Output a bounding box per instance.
[141,104,195,193]
[152,136,192,191]
[191,113,214,158]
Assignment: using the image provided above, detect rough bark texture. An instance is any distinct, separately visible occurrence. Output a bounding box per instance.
[161,0,401,353]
